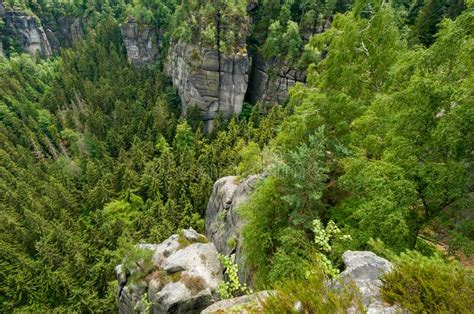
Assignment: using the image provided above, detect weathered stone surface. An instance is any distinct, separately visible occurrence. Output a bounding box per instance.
[45,16,83,54]
[166,41,251,132]
[340,251,403,313]
[116,229,223,314]
[3,10,52,57]
[201,290,270,313]
[121,19,159,67]
[205,175,262,286]
[245,53,306,106]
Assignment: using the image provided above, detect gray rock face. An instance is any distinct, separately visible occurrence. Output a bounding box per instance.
[246,53,306,106]
[205,175,262,286]
[116,229,223,314]
[340,251,402,313]
[121,20,159,67]
[166,41,251,132]
[201,290,270,313]
[3,10,52,57]
[45,16,83,54]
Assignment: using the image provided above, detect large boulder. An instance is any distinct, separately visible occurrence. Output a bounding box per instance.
[166,41,251,132]
[116,229,223,314]
[3,10,52,57]
[340,251,402,313]
[121,19,160,67]
[205,175,262,286]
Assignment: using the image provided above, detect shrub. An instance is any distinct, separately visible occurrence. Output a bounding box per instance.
[381,251,474,313]
[217,254,250,299]
[261,268,364,313]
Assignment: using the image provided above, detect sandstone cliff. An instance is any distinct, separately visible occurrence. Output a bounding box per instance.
[205,175,262,286]
[246,52,306,105]
[0,3,82,57]
[121,20,159,67]
[45,16,83,54]
[166,41,251,132]
[2,10,53,57]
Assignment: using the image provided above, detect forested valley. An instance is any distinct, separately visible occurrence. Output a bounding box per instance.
[0,0,472,312]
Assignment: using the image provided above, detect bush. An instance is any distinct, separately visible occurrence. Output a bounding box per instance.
[217,254,250,299]
[261,268,364,313]
[381,251,474,313]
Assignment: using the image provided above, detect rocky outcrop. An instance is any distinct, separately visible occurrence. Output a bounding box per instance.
[205,175,262,286]
[245,53,306,105]
[121,20,159,67]
[45,16,83,54]
[116,229,223,314]
[201,251,402,313]
[202,290,270,313]
[339,251,403,313]
[2,10,52,57]
[166,41,251,132]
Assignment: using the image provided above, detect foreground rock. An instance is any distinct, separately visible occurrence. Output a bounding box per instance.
[166,41,251,132]
[205,175,262,286]
[201,291,270,313]
[340,251,402,313]
[116,229,223,313]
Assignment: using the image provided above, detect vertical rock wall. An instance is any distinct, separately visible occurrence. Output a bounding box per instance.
[121,20,159,67]
[3,10,53,57]
[45,16,83,54]
[245,53,306,105]
[205,175,262,286]
[0,2,83,58]
[166,41,251,132]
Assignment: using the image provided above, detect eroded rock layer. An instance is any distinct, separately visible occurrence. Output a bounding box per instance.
[205,175,262,286]
[2,10,52,57]
[121,20,159,67]
[166,41,251,132]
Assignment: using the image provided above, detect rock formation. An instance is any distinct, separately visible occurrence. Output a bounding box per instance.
[45,16,83,54]
[121,20,159,67]
[245,53,306,105]
[339,251,403,313]
[2,10,52,57]
[202,290,270,313]
[0,2,82,57]
[116,229,223,314]
[166,41,251,132]
[205,175,262,286]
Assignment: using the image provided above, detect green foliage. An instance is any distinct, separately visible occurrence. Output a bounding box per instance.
[217,254,250,299]
[310,219,351,277]
[171,0,249,53]
[241,128,331,286]
[243,0,472,289]
[116,238,154,284]
[235,141,263,178]
[261,267,364,313]
[381,251,474,313]
[0,10,283,310]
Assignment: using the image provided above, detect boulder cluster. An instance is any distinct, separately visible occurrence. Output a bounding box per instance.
[116,177,403,313]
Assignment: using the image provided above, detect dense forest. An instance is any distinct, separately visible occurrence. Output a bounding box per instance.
[0,0,472,312]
